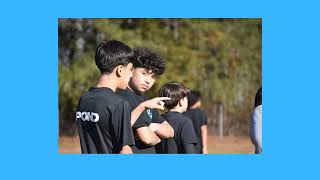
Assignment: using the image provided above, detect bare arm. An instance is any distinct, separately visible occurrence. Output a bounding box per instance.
[201,125,208,154]
[135,126,161,145]
[131,103,146,126]
[119,145,133,154]
[130,97,171,126]
[149,121,174,138]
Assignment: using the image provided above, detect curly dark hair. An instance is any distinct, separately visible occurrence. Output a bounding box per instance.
[132,47,165,77]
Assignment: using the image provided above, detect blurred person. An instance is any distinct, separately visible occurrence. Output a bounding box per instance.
[76,40,136,154]
[250,86,262,154]
[117,47,173,154]
[158,82,198,154]
[183,90,208,154]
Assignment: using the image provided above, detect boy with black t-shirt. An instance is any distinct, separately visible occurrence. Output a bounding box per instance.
[158,82,198,154]
[117,47,174,154]
[76,40,135,154]
[183,90,208,154]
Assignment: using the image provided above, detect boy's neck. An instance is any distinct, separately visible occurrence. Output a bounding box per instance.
[169,107,184,113]
[190,101,201,109]
[96,74,118,92]
[127,83,143,95]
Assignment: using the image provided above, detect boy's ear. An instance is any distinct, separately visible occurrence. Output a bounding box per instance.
[115,65,124,77]
[178,98,183,107]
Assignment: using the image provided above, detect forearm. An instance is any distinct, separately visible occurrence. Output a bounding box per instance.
[131,103,146,126]
[149,135,161,145]
[152,122,174,138]
[140,132,161,146]
[136,127,161,145]
[201,125,208,154]
[130,97,170,126]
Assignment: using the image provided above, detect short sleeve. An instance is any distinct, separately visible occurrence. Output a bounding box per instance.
[180,119,198,145]
[152,110,166,123]
[112,101,135,151]
[132,110,151,129]
[200,110,208,126]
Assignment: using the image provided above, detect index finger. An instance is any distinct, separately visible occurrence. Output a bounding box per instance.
[157,97,171,101]
[156,105,165,110]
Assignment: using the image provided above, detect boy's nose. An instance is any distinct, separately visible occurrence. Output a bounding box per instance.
[145,77,151,84]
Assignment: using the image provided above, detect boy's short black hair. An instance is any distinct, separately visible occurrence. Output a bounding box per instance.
[95,40,133,74]
[254,86,262,108]
[159,82,191,109]
[132,47,165,77]
[187,90,201,109]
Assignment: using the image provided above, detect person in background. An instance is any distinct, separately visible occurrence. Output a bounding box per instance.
[159,82,198,154]
[250,86,262,154]
[183,90,208,154]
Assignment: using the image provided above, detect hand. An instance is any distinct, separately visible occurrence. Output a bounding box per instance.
[149,123,160,132]
[142,97,171,110]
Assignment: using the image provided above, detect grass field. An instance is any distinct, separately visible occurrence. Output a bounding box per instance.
[58,135,255,154]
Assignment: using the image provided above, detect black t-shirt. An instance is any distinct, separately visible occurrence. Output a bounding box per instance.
[117,88,165,154]
[183,108,208,153]
[159,111,198,154]
[76,87,135,154]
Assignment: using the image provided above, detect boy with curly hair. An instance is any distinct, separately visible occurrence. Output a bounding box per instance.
[117,47,174,154]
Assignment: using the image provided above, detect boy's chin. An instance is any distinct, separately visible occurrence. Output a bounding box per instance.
[138,87,148,93]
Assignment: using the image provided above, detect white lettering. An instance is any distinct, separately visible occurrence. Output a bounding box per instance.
[76,111,100,122]
[82,112,90,121]
[76,112,81,120]
[91,112,100,122]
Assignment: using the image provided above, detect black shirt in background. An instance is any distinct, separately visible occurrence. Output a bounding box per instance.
[183,108,208,153]
[117,88,165,154]
[160,111,198,154]
[76,87,135,154]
